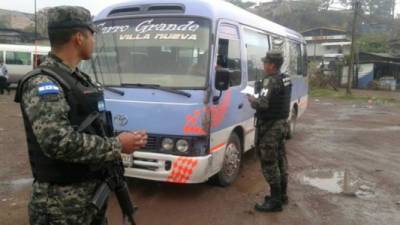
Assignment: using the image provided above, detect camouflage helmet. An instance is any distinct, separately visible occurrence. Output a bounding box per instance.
[262,50,284,68]
[47,6,95,33]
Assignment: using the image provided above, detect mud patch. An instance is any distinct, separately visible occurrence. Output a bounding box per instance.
[298,169,375,199]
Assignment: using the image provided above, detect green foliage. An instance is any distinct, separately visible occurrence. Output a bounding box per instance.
[226,0,256,9]
[319,0,335,10]
[310,88,399,103]
[338,0,395,19]
[358,34,389,53]
[310,88,345,98]
[225,0,396,33]
[392,19,400,39]
[253,0,352,31]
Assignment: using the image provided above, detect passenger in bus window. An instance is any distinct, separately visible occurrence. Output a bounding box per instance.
[247,51,292,213]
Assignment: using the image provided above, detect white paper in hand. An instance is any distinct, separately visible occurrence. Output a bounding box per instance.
[241,86,259,98]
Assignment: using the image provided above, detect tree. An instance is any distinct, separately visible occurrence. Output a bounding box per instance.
[320,0,335,10]
[24,8,50,37]
[339,0,395,19]
[226,0,256,9]
[358,34,389,53]
[254,0,352,31]
[392,18,400,39]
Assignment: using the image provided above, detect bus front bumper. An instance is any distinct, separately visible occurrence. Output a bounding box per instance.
[123,151,213,184]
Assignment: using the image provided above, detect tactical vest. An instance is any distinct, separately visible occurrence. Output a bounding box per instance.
[15,65,114,184]
[256,73,292,120]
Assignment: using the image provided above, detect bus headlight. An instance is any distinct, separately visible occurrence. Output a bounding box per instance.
[161,138,174,151]
[176,139,189,153]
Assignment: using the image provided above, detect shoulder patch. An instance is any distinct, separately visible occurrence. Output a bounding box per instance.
[37,82,60,96]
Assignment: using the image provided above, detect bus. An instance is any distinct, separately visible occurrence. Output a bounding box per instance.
[82,0,308,186]
[0,44,50,84]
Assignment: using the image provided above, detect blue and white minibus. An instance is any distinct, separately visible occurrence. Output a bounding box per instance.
[82,0,308,185]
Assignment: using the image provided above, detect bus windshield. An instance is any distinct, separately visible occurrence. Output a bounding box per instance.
[81,17,211,89]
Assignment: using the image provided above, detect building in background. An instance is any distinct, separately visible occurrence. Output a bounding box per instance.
[0,28,48,45]
[302,27,351,61]
[341,52,400,90]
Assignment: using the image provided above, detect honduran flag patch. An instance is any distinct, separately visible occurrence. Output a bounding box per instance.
[37,82,60,95]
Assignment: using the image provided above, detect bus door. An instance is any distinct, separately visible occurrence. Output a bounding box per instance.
[209,21,247,174]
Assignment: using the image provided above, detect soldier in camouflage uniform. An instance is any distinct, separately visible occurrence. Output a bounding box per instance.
[15,6,147,225]
[247,51,292,212]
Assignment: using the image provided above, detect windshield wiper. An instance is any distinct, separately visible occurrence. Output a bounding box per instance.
[104,86,125,96]
[121,83,191,98]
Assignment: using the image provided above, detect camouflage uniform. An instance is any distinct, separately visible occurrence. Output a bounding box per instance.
[22,54,122,225]
[17,7,122,225]
[251,73,288,187]
[250,51,292,212]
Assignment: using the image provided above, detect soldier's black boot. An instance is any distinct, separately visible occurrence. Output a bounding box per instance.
[255,185,283,212]
[281,180,288,205]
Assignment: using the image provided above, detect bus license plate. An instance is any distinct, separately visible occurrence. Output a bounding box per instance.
[121,153,133,166]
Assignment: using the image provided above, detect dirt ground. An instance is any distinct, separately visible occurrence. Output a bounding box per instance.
[1,90,400,225]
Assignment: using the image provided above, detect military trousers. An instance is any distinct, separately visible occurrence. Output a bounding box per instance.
[256,119,288,186]
[28,180,108,225]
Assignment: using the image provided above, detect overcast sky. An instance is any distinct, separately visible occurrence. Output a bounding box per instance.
[2,0,399,16]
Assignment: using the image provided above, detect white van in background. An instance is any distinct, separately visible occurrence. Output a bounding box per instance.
[0,44,50,84]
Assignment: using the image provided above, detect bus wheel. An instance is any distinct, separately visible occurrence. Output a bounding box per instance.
[215,133,242,187]
[286,107,297,139]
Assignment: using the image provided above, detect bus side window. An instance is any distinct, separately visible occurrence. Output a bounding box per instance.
[243,28,270,82]
[302,44,308,76]
[6,51,31,65]
[217,38,241,87]
[288,42,302,76]
[296,43,302,75]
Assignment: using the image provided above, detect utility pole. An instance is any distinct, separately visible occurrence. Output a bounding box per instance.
[347,0,360,95]
[392,0,396,19]
[34,0,37,42]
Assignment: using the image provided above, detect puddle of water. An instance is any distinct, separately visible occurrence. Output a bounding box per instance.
[300,169,346,193]
[299,169,375,198]
[299,124,400,132]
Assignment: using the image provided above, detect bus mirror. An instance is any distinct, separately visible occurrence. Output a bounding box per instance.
[215,69,230,91]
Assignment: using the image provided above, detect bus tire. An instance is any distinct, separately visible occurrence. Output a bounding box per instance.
[214,133,242,187]
[286,107,297,139]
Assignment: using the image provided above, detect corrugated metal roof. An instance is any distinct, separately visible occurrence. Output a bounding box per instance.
[321,42,351,46]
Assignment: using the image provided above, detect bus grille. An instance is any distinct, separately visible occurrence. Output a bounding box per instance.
[144,135,158,150]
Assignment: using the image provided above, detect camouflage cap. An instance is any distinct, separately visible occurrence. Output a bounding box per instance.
[47,6,95,32]
[262,50,284,65]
